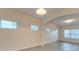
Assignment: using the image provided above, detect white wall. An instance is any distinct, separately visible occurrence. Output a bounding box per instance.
[59,26,79,44]
[0,9,43,51]
[43,23,59,44]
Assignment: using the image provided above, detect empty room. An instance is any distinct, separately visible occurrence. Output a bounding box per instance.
[0,8,79,51]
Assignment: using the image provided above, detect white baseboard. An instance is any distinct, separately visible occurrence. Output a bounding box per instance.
[15,43,42,51]
[44,41,57,45]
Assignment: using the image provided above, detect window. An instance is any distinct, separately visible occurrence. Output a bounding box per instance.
[64,29,79,39]
[0,20,17,29]
[31,24,39,31]
[45,28,51,32]
[56,29,58,32]
[64,30,71,38]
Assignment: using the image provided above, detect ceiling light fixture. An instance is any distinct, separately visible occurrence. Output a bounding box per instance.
[36,8,46,15]
[64,19,75,23]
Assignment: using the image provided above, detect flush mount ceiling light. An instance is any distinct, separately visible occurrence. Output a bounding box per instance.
[64,19,75,23]
[36,8,46,15]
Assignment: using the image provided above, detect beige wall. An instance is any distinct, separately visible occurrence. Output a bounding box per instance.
[0,9,59,50]
[0,9,43,50]
[59,26,79,44]
[43,23,59,44]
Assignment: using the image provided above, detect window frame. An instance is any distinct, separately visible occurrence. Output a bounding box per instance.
[0,20,17,30]
[64,29,79,39]
[30,24,39,32]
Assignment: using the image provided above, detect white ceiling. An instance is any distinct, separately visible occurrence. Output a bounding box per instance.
[50,13,79,26]
[15,8,66,20]
[14,8,79,26]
